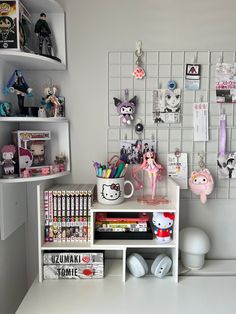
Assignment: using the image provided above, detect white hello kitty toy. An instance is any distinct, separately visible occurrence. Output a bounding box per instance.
[152,212,175,243]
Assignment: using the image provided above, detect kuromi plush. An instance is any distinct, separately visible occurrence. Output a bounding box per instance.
[189,169,214,204]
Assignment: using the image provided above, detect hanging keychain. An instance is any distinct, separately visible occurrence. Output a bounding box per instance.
[133,40,145,79]
[189,152,214,204]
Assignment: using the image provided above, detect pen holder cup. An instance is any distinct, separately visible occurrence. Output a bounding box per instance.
[96,176,134,205]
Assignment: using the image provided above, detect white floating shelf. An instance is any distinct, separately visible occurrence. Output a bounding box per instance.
[0,51,66,71]
[93,239,176,248]
[0,171,70,184]
[91,200,176,212]
[0,117,69,123]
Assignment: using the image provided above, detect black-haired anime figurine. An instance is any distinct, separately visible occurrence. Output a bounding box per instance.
[4,70,33,115]
[113,89,137,125]
[0,16,15,41]
[34,13,52,56]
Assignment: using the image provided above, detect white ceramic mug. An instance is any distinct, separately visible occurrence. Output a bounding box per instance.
[97,176,134,205]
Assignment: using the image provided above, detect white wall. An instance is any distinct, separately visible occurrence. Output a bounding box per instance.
[24,0,236,283]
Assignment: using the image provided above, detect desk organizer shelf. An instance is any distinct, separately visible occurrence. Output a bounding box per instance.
[37,178,179,283]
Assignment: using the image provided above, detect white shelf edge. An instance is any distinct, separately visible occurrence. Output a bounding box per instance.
[0,117,69,123]
[0,171,70,184]
[0,51,66,70]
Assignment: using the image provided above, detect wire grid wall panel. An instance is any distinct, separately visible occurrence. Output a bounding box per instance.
[108,50,236,200]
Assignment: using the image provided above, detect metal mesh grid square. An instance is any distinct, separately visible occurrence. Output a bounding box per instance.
[108,51,236,199]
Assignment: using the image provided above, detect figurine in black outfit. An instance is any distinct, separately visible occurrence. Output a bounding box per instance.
[34,13,52,56]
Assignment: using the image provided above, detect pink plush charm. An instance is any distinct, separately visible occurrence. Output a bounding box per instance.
[189,169,214,204]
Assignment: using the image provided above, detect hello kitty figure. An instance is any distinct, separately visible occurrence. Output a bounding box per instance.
[189,169,214,204]
[152,212,175,243]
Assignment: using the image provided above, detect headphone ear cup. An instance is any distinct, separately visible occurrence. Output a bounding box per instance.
[151,254,172,278]
[127,253,148,278]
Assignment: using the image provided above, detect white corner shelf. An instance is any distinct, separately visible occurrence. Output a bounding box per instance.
[0,51,66,71]
[0,117,68,123]
[0,171,70,184]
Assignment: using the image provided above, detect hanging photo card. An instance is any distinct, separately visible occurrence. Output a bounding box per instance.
[216,63,236,103]
[167,153,188,189]
[120,139,156,165]
[185,64,201,90]
[153,89,181,124]
[193,102,209,142]
[217,152,236,179]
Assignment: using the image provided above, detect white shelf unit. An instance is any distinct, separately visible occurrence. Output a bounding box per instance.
[37,178,180,283]
[0,0,66,70]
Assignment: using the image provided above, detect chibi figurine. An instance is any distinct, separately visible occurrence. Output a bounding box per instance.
[42,86,60,117]
[34,13,52,56]
[113,89,137,125]
[0,16,15,42]
[152,212,175,243]
[0,145,17,178]
[19,147,33,170]
[3,70,32,115]
[30,141,45,166]
[189,169,214,204]
[132,151,164,200]
[54,153,66,171]
[38,106,47,118]
[0,102,11,116]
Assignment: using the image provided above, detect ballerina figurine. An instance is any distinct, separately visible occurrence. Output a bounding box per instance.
[132,151,164,200]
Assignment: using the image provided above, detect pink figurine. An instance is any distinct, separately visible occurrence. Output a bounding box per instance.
[0,145,16,178]
[189,169,214,204]
[152,212,175,243]
[132,151,164,200]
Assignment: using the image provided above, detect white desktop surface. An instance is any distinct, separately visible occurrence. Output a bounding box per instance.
[16,268,236,314]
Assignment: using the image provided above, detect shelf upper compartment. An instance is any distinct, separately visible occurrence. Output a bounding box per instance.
[0,51,66,71]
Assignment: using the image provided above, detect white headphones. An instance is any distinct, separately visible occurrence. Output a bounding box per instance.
[127,253,172,279]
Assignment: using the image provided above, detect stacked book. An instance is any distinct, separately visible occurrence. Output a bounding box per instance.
[43,252,104,279]
[44,184,96,243]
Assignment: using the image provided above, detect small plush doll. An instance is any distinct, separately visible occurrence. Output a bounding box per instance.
[113,89,137,125]
[189,169,214,204]
[0,145,16,177]
[152,212,175,243]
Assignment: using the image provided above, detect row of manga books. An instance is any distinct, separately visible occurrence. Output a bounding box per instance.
[44,184,96,243]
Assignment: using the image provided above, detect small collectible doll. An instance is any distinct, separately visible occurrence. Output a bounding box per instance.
[19,147,33,171]
[30,141,45,166]
[189,169,214,204]
[0,145,17,178]
[3,70,32,115]
[152,212,175,243]
[113,89,137,125]
[132,151,165,200]
[54,153,66,171]
[0,102,11,116]
[42,86,61,117]
[34,13,52,56]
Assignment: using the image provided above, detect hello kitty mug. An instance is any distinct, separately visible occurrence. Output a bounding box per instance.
[96,176,134,205]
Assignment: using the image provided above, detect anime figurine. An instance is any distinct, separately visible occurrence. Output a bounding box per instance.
[132,151,164,200]
[30,141,45,166]
[0,16,15,42]
[54,153,66,171]
[152,212,175,243]
[0,102,11,116]
[189,169,214,204]
[3,70,32,115]
[34,13,52,56]
[42,86,60,117]
[0,145,17,178]
[38,107,47,118]
[19,147,33,170]
[113,89,137,125]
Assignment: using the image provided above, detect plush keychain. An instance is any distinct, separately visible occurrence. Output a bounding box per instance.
[189,153,214,204]
[113,89,137,125]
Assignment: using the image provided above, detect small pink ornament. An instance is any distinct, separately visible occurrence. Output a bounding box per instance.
[133,67,145,79]
[189,169,214,204]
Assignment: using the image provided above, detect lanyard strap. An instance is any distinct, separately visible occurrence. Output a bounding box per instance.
[219,114,226,156]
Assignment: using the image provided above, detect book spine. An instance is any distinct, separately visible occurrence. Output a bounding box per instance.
[66,191,71,242]
[48,190,53,242]
[61,190,66,242]
[70,191,75,242]
[57,191,62,242]
[44,190,49,242]
[53,191,58,242]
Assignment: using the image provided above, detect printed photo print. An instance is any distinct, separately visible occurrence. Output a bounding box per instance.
[216,63,236,103]
[153,89,181,123]
[120,139,156,165]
